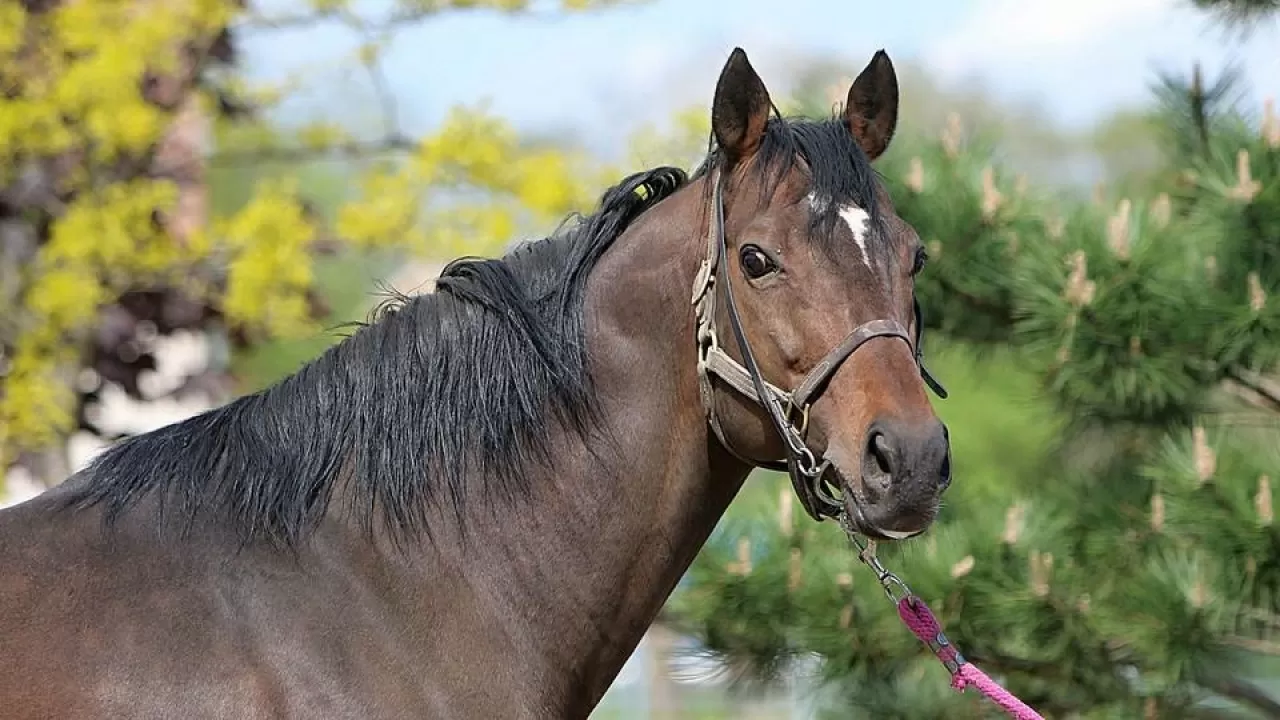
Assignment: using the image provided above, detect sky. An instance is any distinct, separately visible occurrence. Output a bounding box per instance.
[238,0,1280,156]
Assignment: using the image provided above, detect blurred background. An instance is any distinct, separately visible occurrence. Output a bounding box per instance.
[2,0,1279,716]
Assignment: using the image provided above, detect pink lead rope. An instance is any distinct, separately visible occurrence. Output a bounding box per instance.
[896,595,1044,720]
[839,515,1045,720]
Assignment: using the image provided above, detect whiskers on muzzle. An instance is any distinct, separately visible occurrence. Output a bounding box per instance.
[822,415,951,541]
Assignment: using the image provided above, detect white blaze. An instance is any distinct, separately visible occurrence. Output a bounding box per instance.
[808,192,872,269]
[839,205,873,270]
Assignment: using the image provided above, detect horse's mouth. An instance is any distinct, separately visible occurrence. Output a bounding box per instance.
[824,463,934,542]
[846,498,928,540]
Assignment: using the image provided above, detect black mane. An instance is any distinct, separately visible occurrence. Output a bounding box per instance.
[64,166,687,549]
[63,110,881,551]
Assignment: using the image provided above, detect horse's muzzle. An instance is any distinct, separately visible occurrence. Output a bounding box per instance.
[826,416,951,540]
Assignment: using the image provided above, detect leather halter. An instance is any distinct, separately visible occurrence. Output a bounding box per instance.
[692,169,948,523]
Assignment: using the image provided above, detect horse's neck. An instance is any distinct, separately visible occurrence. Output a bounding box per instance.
[416,186,750,710]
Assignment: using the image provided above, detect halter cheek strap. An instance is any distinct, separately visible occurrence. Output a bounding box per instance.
[691,169,946,522]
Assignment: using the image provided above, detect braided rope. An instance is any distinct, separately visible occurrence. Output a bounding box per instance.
[897,596,1044,720]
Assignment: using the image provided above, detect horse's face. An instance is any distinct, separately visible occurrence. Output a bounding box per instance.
[707,48,950,540]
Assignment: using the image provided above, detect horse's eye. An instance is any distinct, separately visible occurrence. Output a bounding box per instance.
[911,246,928,276]
[740,245,778,279]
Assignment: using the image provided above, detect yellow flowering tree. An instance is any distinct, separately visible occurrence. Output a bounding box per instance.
[0,0,636,485]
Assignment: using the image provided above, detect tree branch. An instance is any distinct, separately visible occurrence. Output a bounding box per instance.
[239,7,466,33]
[205,134,417,167]
[216,5,416,170]
[352,19,403,144]
[1200,675,1280,718]
[236,3,626,34]
[1225,367,1280,412]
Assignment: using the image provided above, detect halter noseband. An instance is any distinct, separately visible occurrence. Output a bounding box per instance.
[692,169,948,523]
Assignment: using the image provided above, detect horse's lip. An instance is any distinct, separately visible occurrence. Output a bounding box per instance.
[844,498,925,541]
[827,464,926,542]
[876,526,925,540]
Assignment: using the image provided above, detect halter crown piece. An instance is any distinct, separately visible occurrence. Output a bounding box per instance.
[690,169,947,522]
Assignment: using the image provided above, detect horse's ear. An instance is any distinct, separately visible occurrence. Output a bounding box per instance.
[712,47,772,165]
[844,50,899,161]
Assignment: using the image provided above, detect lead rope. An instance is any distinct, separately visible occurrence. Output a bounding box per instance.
[838,514,1045,720]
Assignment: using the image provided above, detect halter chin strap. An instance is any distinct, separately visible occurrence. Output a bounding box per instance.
[692,169,947,522]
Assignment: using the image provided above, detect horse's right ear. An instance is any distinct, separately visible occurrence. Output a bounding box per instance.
[844,50,899,161]
[711,47,772,166]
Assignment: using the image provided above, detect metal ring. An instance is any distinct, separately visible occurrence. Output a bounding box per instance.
[793,444,820,477]
[837,517,917,605]
[878,571,912,604]
[813,476,843,506]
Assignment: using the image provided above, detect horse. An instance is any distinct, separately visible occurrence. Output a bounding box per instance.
[0,47,951,719]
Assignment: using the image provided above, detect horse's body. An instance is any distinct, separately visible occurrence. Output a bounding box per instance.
[0,49,951,719]
[1,176,728,718]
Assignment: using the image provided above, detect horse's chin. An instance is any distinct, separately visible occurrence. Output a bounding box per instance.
[825,465,936,542]
[842,497,929,541]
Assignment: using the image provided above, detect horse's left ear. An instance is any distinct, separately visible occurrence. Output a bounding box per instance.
[845,50,899,161]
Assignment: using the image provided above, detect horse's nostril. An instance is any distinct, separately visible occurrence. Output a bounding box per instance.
[861,418,951,492]
[935,420,952,491]
[861,427,897,489]
[871,432,894,476]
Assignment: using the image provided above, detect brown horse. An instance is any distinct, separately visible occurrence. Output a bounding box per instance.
[0,47,950,719]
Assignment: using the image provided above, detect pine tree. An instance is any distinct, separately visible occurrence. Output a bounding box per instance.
[666,51,1280,720]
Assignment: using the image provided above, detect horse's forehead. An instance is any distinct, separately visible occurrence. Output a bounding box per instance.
[806,191,874,270]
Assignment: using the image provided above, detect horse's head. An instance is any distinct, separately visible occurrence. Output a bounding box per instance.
[693,47,951,541]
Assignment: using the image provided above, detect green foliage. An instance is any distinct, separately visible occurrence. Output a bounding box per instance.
[668,59,1280,718]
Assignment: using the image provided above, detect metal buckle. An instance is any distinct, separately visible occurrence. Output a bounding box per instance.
[691,258,712,305]
[696,330,715,368]
[783,400,811,438]
[776,416,820,478]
